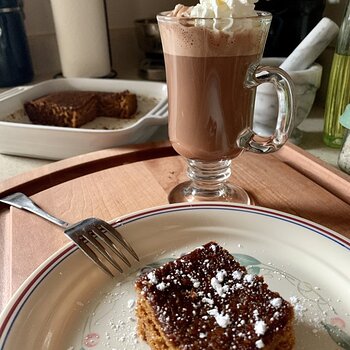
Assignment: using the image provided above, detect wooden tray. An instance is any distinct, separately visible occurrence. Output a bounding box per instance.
[0,141,349,312]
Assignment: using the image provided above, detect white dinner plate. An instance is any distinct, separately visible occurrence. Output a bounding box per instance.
[0,203,349,350]
[0,78,167,160]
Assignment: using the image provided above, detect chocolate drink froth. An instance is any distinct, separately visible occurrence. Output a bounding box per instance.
[159,20,264,161]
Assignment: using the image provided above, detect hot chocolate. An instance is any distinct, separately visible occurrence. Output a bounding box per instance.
[164,53,259,160]
[158,16,265,161]
[157,4,294,204]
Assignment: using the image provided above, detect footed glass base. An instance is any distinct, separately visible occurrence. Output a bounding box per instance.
[168,180,253,204]
[168,158,253,205]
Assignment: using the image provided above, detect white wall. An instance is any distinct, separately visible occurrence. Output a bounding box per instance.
[21,0,348,81]
[22,0,197,78]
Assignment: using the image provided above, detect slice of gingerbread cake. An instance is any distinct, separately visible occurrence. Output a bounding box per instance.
[24,90,137,128]
[135,242,295,350]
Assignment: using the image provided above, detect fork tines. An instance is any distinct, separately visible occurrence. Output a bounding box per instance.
[67,218,139,277]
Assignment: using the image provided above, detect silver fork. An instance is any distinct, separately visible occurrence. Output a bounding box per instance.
[0,192,139,277]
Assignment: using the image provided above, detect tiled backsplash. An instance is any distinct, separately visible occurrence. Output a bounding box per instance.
[23,0,348,101]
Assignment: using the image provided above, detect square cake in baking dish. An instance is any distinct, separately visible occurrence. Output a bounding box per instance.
[135,242,295,350]
[24,90,137,128]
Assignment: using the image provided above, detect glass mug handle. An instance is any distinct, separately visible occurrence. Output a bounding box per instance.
[237,65,295,153]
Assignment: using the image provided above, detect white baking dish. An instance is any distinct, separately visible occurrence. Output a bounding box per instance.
[0,78,168,160]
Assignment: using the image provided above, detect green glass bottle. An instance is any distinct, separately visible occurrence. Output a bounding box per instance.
[323,0,350,148]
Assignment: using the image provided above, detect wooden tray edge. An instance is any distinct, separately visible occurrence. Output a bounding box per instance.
[0,141,175,203]
[276,142,350,205]
[1,141,349,207]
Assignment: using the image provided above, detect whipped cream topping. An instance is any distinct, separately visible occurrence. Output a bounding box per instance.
[170,0,258,19]
[192,0,258,18]
[160,0,265,56]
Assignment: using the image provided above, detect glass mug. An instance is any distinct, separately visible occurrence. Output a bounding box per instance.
[157,12,295,204]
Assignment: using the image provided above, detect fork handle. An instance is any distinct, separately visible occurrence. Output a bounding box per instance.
[0,192,70,229]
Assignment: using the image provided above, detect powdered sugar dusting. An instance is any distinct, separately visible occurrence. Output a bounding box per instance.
[207,308,231,328]
[147,271,158,284]
[156,282,169,291]
[135,242,294,348]
[56,241,348,350]
[232,270,243,280]
[270,297,282,309]
[255,339,265,348]
[254,320,267,335]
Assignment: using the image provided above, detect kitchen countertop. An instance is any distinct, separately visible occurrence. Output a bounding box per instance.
[0,83,344,182]
[295,106,341,168]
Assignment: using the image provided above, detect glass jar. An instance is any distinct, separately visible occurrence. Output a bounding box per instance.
[338,104,350,174]
[323,0,350,148]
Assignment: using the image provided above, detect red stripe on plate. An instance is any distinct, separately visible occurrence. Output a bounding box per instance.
[1,204,349,344]
[0,244,76,338]
[114,204,350,248]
